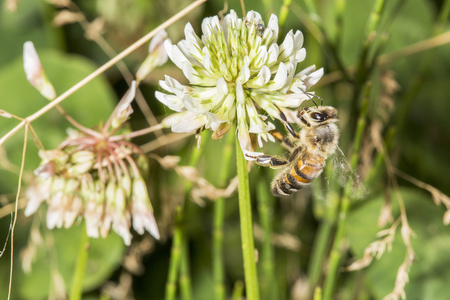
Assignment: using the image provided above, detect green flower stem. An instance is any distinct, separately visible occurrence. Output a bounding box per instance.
[314,287,323,300]
[322,84,370,300]
[213,132,235,300]
[165,136,207,300]
[308,161,340,289]
[307,197,338,288]
[256,176,278,300]
[179,235,192,300]
[69,225,89,300]
[232,280,245,300]
[165,206,184,300]
[236,136,260,300]
[438,0,450,29]
[213,196,226,300]
[334,0,346,47]
[278,0,292,28]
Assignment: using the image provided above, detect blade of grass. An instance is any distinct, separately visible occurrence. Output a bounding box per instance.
[165,135,206,300]
[165,206,184,300]
[213,132,235,300]
[69,224,90,300]
[236,136,260,300]
[256,175,278,300]
[322,83,370,300]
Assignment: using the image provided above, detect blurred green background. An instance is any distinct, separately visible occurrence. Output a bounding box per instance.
[1,0,450,299]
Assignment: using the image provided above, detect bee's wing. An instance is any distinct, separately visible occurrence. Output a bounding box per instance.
[330,147,367,200]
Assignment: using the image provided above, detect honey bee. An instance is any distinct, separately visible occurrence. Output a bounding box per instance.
[246,105,340,197]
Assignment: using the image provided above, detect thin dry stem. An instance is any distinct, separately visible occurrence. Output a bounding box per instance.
[346,219,400,271]
[318,30,450,87]
[141,132,193,153]
[8,124,29,300]
[149,154,238,206]
[57,1,164,138]
[0,0,207,147]
[253,224,301,252]
[395,169,450,208]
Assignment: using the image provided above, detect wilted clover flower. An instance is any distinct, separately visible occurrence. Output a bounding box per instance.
[25,82,160,245]
[156,10,323,155]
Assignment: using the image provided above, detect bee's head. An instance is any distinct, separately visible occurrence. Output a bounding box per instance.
[299,106,338,127]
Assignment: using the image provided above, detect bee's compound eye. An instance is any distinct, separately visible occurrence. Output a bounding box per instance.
[311,112,325,121]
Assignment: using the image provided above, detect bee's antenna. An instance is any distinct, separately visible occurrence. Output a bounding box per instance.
[274,104,299,138]
[302,90,324,107]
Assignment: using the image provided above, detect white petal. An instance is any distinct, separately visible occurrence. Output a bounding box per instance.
[155,91,185,112]
[279,31,294,61]
[177,40,201,66]
[268,62,288,91]
[164,40,186,69]
[144,213,160,240]
[112,218,132,246]
[23,41,42,84]
[295,48,307,62]
[235,81,246,104]
[303,67,324,90]
[85,217,100,238]
[202,47,215,75]
[162,111,207,133]
[280,93,309,107]
[296,65,317,77]
[202,15,221,41]
[252,45,268,69]
[246,11,262,22]
[182,95,211,113]
[181,61,200,84]
[216,77,228,94]
[161,76,186,98]
[293,30,304,51]
[246,65,270,88]
[24,184,47,216]
[150,30,167,51]
[112,81,136,122]
[223,10,238,32]
[184,22,203,59]
[237,63,250,84]
[23,41,56,100]
[237,121,252,153]
[267,44,279,65]
[264,14,279,42]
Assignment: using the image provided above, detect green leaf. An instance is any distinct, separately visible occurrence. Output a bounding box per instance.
[347,188,450,300]
[0,49,116,192]
[15,223,125,299]
[0,49,119,299]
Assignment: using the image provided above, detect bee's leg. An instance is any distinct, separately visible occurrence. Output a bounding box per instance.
[269,130,295,151]
[245,152,290,169]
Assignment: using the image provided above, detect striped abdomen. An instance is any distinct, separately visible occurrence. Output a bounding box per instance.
[271,152,325,197]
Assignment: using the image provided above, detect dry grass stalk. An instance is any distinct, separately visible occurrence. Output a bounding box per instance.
[151,155,238,206]
[52,10,83,26]
[395,169,450,224]
[346,220,399,271]
[253,224,301,252]
[382,249,415,300]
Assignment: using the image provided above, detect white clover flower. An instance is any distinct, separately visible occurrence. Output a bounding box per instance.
[156,10,324,156]
[25,85,160,246]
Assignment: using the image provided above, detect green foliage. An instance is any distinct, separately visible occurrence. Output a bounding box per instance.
[0,49,116,191]
[347,188,450,300]
[1,0,450,299]
[14,224,125,299]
